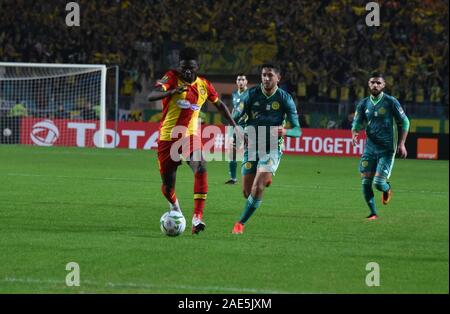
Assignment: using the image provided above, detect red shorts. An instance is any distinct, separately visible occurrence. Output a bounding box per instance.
[157,135,203,174]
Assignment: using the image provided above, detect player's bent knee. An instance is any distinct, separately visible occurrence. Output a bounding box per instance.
[373,176,387,191]
[265,178,272,187]
[251,184,265,196]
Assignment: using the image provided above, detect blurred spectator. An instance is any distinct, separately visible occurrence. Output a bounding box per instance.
[0,0,447,108]
[9,103,28,117]
[80,102,98,120]
[340,112,355,130]
[299,114,309,128]
[54,105,70,119]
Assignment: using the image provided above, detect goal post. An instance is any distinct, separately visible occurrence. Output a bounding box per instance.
[0,62,107,148]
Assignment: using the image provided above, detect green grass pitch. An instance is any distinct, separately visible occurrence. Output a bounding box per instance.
[0,145,448,293]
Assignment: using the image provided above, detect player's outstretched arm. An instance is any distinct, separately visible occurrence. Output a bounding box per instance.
[148,85,187,102]
[214,99,244,142]
[214,99,237,128]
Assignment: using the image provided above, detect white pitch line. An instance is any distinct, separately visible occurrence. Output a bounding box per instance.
[1,277,301,294]
[1,172,448,195]
[2,173,149,183]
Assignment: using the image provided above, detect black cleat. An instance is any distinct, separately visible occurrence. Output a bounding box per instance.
[225,179,237,185]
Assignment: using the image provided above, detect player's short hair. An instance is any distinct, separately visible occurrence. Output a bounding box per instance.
[236,73,246,78]
[369,72,385,80]
[261,63,280,74]
[179,47,198,62]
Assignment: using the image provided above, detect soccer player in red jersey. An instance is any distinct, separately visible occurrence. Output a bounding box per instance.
[148,47,237,234]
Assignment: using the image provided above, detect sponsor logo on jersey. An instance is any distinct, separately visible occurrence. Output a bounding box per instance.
[176,100,200,111]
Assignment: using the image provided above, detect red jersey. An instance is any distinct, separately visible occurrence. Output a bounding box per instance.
[155,70,219,141]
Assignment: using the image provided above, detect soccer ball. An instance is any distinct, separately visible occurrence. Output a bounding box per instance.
[3,128,12,137]
[160,211,186,236]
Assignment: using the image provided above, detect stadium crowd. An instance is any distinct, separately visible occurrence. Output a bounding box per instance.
[0,0,448,107]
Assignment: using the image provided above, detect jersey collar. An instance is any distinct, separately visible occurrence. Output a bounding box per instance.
[180,75,199,86]
[237,88,247,96]
[370,92,384,106]
[260,84,278,99]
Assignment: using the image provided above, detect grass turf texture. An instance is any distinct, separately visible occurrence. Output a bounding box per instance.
[0,145,448,293]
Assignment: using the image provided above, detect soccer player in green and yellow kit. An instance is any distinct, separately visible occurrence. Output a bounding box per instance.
[225,74,248,184]
[352,73,410,220]
[231,64,301,234]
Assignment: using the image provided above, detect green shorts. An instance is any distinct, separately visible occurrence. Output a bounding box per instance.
[241,149,282,175]
[359,151,396,179]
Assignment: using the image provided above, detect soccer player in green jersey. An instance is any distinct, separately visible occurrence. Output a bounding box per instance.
[352,73,410,220]
[231,64,302,234]
[225,74,248,185]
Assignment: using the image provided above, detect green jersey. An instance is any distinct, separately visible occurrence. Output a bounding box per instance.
[231,89,248,127]
[352,92,409,153]
[234,84,301,152]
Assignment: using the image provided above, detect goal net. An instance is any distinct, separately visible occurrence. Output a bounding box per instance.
[0,63,107,148]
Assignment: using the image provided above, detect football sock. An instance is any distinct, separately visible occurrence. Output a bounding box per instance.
[161,184,177,205]
[169,199,181,212]
[362,178,377,215]
[194,171,208,219]
[239,194,262,224]
[229,161,237,180]
[373,176,390,192]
